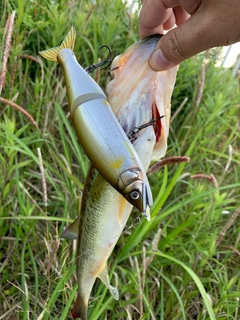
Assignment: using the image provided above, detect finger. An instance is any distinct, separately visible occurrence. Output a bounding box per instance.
[178,0,202,15]
[138,0,172,38]
[163,12,176,30]
[173,5,190,25]
[163,0,181,8]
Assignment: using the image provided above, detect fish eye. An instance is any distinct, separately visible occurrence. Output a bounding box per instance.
[130,190,140,200]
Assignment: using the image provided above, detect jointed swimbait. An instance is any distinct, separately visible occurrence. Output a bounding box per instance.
[39,27,152,215]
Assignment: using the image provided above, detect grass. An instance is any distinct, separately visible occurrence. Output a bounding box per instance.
[0,0,239,319]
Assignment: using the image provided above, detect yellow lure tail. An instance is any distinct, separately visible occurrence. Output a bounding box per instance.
[39,26,76,61]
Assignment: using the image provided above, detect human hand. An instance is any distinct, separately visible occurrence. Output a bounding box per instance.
[138,0,240,71]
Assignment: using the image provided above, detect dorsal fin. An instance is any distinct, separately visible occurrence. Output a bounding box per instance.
[61,215,80,240]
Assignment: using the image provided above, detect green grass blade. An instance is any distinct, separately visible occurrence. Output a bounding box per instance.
[148,251,216,320]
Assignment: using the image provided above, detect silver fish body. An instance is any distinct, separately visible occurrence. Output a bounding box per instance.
[39,27,152,214]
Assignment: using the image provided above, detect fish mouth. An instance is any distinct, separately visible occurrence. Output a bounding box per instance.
[110,34,163,73]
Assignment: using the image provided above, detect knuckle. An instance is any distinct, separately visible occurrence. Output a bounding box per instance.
[166,30,190,62]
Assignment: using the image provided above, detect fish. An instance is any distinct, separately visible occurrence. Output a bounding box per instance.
[39,27,152,215]
[62,35,177,319]
[106,34,178,161]
[62,166,132,319]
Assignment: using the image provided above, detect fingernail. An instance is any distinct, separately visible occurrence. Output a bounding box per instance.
[150,49,171,71]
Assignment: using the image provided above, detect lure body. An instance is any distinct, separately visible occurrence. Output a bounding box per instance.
[62,35,177,319]
[39,27,152,214]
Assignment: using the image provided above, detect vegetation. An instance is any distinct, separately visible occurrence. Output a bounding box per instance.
[0,0,239,319]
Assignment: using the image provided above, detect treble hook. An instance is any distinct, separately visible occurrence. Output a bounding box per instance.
[128,116,165,143]
[85,45,112,73]
[134,116,165,135]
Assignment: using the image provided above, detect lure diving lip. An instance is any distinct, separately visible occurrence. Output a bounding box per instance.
[39,26,153,215]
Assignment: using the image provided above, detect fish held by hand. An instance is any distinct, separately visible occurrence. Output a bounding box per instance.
[106,34,178,161]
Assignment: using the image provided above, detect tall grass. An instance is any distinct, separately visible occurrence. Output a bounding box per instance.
[0,0,239,319]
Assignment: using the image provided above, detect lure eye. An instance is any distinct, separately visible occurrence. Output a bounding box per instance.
[130,190,140,200]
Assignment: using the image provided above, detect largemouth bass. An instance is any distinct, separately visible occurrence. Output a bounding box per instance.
[62,35,177,319]
[39,27,152,215]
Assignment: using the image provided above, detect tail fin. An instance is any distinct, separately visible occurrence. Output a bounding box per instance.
[39,26,76,61]
[72,293,88,320]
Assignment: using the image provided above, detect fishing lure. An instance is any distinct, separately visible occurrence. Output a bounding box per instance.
[39,27,152,215]
[85,44,112,73]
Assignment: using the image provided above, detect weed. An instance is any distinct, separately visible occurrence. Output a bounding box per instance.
[0,0,239,319]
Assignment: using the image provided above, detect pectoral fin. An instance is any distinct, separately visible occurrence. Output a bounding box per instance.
[61,215,80,239]
[98,264,119,300]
